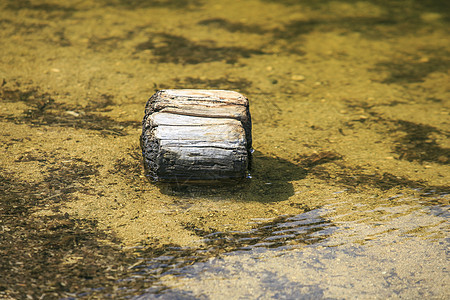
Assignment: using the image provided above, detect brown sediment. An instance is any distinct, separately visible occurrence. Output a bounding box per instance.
[0,0,448,298]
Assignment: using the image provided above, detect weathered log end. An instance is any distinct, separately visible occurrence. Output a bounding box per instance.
[141,89,252,182]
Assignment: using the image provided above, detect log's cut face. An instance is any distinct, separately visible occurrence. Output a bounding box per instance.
[141,89,252,182]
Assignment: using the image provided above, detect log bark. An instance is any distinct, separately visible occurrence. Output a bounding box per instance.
[141,89,252,182]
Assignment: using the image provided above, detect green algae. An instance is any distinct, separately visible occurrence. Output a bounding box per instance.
[0,0,448,298]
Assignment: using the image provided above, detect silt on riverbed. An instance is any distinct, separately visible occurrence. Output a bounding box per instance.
[0,0,449,298]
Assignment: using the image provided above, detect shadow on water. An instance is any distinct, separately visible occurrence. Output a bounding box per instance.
[261,0,450,19]
[102,149,449,299]
[115,142,449,204]
[135,32,265,65]
[0,83,139,136]
[154,150,308,203]
[135,144,449,201]
[124,209,334,298]
[0,162,137,299]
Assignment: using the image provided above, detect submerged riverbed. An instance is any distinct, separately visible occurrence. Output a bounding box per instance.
[0,0,448,298]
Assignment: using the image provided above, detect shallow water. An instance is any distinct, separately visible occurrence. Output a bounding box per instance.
[141,195,448,299]
[0,0,449,299]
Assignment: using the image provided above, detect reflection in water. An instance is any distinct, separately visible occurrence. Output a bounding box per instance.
[155,150,308,203]
[130,192,448,299]
[0,0,449,298]
[126,209,333,297]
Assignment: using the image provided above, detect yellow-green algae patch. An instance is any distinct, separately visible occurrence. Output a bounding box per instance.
[0,0,448,298]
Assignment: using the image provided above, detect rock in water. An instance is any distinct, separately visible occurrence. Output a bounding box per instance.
[141,89,252,182]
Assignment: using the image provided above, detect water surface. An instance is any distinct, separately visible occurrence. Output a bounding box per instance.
[0,0,448,298]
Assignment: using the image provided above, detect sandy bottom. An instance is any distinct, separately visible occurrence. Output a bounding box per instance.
[0,0,448,298]
[154,204,448,299]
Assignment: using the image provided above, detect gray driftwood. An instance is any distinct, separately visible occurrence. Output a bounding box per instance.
[141,89,252,182]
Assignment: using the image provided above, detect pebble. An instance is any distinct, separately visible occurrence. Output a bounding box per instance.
[291,75,305,81]
[65,111,79,117]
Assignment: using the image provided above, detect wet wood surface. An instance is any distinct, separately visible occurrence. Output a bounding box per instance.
[141,89,252,181]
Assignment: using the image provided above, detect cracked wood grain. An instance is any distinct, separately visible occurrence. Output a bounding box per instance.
[141,89,252,182]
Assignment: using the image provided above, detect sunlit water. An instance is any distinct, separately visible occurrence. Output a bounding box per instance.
[0,0,448,299]
[102,190,448,299]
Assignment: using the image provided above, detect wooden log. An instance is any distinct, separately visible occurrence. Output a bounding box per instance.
[141,89,252,182]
